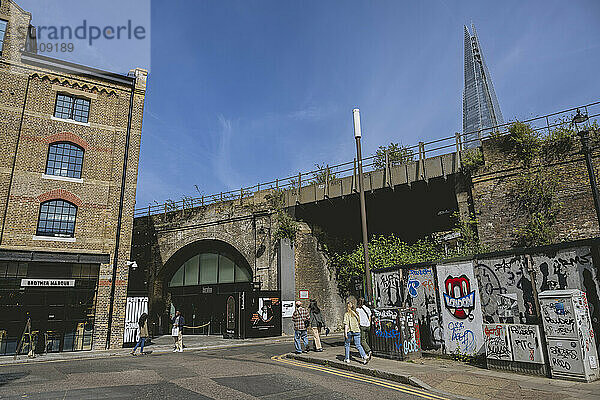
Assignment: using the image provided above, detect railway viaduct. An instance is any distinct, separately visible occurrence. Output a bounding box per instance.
[129,102,600,334]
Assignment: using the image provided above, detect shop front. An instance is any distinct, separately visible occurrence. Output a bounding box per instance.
[0,250,108,355]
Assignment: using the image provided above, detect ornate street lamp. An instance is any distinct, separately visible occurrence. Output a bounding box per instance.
[572,109,600,229]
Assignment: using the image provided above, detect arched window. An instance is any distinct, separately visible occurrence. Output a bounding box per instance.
[36,199,77,237]
[46,142,84,179]
[169,252,252,287]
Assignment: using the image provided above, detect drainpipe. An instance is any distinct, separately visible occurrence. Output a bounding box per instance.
[0,75,32,245]
[106,73,136,349]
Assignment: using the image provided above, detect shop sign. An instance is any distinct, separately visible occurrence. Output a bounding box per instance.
[21,278,75,287]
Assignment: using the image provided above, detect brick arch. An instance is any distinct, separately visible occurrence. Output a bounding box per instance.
[44,132,89,151]
[37,189,83,207]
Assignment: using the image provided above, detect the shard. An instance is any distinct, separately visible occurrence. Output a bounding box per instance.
[463,24,504,148]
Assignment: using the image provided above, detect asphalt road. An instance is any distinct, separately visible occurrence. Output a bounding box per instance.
[0,341,447,400]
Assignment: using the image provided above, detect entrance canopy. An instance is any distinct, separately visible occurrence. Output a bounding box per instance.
[169,251,251,287]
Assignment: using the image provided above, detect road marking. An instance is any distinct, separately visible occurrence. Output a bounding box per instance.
[271,354,449,400]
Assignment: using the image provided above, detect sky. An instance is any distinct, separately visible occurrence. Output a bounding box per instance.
[16,0,600,209]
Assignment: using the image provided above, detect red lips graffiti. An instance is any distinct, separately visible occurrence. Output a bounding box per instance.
[443,275,476,320]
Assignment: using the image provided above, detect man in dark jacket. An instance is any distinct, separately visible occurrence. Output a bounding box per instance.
[292,301,309,354]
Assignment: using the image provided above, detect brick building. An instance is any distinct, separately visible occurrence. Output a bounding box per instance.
[0,0,147,353]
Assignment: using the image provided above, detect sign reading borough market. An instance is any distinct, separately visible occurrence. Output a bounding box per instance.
[21,279,76,287]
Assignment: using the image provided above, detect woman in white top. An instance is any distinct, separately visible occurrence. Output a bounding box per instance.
[356,297,372,358]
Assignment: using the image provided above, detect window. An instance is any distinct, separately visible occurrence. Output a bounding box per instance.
[0,19,6,56]
[169,252,251,287]
[36,199,77,238]
[54,93,90,123]
[45,142,84,179]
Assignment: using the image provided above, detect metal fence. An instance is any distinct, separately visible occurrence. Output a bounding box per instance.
[134,101,600,218]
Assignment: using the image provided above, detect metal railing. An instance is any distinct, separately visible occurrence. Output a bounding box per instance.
[134,101,600,218]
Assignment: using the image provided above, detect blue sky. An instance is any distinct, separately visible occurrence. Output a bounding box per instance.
[17,1,600,208]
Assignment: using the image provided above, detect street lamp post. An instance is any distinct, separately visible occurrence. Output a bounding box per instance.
[352,108,373,304]
[573,109,600,230]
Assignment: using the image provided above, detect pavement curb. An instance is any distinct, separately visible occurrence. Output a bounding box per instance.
[286,353,477,400]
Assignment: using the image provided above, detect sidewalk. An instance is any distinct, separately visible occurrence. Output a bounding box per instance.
[288,347,600,400]
[0,333,298,366]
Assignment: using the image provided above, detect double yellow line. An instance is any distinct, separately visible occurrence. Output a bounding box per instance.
[271,354,449,400]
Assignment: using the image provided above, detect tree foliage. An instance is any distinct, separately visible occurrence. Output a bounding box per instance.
[311,163,337,184]
[374,143,414,169]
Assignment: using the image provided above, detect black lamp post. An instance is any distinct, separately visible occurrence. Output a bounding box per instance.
[573,109,600,229]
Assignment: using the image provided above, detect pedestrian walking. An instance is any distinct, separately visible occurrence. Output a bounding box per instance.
[356,297,372,359]
[131,312,149,355]
[309,299,326,352]
[171,310,184,352]
[343,300,369,364]
[292,300,309,354]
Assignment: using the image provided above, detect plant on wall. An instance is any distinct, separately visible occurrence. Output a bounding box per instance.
[487,121,575,247]
[460,148,484,175]
[311,163,337,184]
[511,169,560,247]
[265,190,300,244]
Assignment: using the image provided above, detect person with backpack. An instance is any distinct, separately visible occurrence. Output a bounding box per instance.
[356,297,372,359]
[343,301,369,364]
[309,299,326,352]
[130,313,149,356]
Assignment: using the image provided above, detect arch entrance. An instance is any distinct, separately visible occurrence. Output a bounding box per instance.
[164,240,253,335]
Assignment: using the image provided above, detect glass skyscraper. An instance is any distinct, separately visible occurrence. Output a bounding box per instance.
[463,24,504,148]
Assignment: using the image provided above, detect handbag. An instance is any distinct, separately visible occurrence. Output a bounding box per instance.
[171,326,179,337]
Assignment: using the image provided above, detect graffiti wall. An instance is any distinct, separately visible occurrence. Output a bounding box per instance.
[474,255,535,324]
[474,247,600,348]
[532,246,600,350]
[509,324,545,364]
[404,267,443,350]
[373,242,600,357]
[374,270,404,308]
[436,262,485,355]
[483,324,512,360]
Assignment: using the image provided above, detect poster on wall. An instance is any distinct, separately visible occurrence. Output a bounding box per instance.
[436,262,485,355]
[123,297,148,344]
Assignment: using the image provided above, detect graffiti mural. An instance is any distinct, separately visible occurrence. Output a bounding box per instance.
[437,262,485,355]
[509,324,545,364]
[474,255,535,324]
[404,267,443,351]
[483,324,512,360]
[374,270,403,308]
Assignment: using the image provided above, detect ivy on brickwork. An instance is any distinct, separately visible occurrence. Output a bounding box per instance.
[487,120,600,247]
[511,170,560,247]
[265,190,299,244]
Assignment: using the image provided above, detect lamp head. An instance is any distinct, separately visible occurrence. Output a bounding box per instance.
[352,108,361,138]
